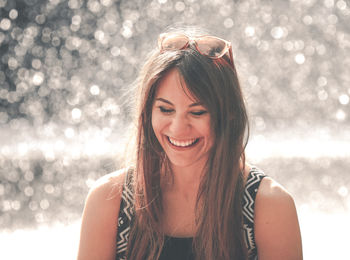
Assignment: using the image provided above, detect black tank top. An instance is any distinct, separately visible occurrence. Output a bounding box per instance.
[116,167,266,260]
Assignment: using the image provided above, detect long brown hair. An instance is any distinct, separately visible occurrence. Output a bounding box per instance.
[126,29,249,260]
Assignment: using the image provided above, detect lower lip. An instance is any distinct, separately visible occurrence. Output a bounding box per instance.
[166,136,200,150]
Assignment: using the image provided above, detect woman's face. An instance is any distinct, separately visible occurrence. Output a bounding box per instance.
[151,68,214,169]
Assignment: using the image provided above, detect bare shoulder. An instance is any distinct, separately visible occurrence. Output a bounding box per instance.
[77,168,128,260]
[88,168,127,201]
[254,176,303,260]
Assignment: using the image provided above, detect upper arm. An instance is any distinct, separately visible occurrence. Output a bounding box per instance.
[77,169,126,260]
[254,177,303,260]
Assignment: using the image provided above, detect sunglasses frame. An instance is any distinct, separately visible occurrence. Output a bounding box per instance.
[158,33,234,69]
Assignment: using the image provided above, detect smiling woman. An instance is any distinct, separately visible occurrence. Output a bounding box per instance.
[151,69,213,170]
[77,27,303,260]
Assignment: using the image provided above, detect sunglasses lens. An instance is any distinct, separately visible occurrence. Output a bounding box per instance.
[196,37,227,58]
[161,34,188,50]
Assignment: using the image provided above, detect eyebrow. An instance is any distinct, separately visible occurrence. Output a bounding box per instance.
[155,98,203,107]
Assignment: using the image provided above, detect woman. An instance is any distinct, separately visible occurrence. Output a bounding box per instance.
[77,29,303,260]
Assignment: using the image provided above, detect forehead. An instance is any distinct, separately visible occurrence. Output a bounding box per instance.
[155,68,198,103]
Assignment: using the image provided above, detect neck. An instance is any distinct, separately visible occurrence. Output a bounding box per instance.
[162,160,206,197]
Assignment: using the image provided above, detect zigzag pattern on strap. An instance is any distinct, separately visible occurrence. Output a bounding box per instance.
[242,167,266,259]
[116,168,135,259]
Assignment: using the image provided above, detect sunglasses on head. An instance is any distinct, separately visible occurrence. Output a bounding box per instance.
[158,33,234,69]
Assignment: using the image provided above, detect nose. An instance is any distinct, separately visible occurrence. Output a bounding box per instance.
[168,114,191,136]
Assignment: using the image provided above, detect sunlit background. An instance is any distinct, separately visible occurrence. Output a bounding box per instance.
[0,0,349,259]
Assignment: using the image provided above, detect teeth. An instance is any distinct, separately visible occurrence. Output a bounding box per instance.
[168,137,198,147]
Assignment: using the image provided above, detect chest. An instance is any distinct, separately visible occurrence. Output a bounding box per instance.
[161,192,197,237]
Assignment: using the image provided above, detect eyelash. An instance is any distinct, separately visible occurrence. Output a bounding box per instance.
[158,106,207,116]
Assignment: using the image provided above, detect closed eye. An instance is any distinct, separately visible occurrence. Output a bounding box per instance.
[191,110,207,116]
[159,106,174,114]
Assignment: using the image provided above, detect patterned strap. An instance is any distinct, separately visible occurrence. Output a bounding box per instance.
[242,167,266,259]
[115,167,266,260]
[116,168,134,260]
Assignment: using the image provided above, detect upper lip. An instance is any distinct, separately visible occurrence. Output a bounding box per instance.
[167,136,198,142]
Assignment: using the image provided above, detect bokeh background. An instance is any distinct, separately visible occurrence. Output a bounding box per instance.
[0,0,349,259]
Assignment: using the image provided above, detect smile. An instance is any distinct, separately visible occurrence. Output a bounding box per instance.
[167,136,200,148]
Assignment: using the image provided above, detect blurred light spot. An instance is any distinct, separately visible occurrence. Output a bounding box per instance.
[72,108,82,121]
[121,26,132,39]
[11,200,21,211]
[0,0,7,8]
[66,36,82,50]
[3,200,11,211]
[102,60,112,71]
[88,0,101,13]
[24,171,34,182]
[68,0,83,9]
[9,9,18,20]
[35,213,44,223]
[175,1,186,11]
[303,15,313,25]
[294,40,305,50]
[44,184,55,194]
[32,72,45,86]
[295,53,305,64]
[111,46,120,56]
[90,85,100,95]
[101,0,112,6]
[51,36,61,46]
[224,18,234,28]
[72,15,81,25]
[317,90,328,101]
[245,26,255,37]
[257,40,269,51]
[65,128,75,138]
[336,0,347,10]
[254,117,266,131]
[0,18,11,31]
[40,199,50,210]
[94,30,105,41]
[271,26,284,39]
[336,109,346,121]
[338,186,348,197]
[317,76,327,87]
[7,57,18,70]
[248,75,258,86]
[324,0,334,8]
[32,59,42,70]
[35,14,46,25]
[102,98,120,115]
[338,94,349,105]
[24,186,34,197]
[328,14,338,24]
